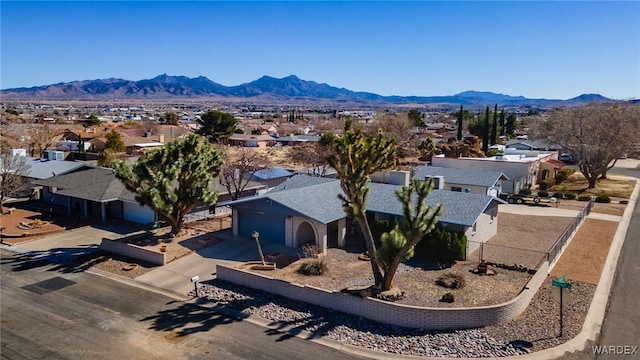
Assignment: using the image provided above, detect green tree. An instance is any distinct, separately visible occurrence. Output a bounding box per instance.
[482,107,490,154]
[376,179,443,294]
[104,130,125,152]
[97,149,117,168]
[114,134,223,235]
[160,112,179,126]
[418,137,438,162]
[499,110,506,137]
[197,110,238,143]
[321,119,396,287]
[505,113,517,135]
[82,114,101,128]
[491,104,498,145]
[456,105,464,140]
[408,109,424,127]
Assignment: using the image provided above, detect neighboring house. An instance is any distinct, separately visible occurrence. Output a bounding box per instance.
[276,134,321,146]
[504,139,562,152]
[229,134,276,148]
[413,166,509,196]
[431,149,558,194]
[251,168,295,188]
[33,167,158,224]
[230,175,504,255]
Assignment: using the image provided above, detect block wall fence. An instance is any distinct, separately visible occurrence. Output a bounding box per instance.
[217,261,549,330]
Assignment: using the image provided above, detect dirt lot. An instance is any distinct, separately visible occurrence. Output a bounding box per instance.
[550,218,619,284]
[0,208,75,243]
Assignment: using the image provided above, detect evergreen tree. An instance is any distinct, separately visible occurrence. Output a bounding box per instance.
[321,119,396,287]
[482,106,490,154]
[499,110,506,137]
[505,113,517,135]
[457,105,463,140]
[114,134,223,235]
[197,110,238,143]
[491,104,498,145]
[408,109,424,127]
[104,130,125,153]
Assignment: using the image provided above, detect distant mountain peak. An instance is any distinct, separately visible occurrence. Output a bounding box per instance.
[0,74,613,105]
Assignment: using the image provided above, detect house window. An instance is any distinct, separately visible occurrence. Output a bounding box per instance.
[451,187,462,192]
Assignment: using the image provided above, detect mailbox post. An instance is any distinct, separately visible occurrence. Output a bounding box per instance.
[191,275,200,297]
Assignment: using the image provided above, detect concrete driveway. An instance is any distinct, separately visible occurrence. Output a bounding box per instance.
[3,221,147,264]
[135,232,301,296]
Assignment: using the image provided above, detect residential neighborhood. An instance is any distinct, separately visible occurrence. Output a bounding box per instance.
[2,96,639,359]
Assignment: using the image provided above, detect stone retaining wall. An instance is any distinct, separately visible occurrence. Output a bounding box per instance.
[217,261,549,330]
[100,238,165,265]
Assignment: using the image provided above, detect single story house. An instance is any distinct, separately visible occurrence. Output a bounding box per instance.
[413,166,509,196]
[33,167,158,224]
[505,139,562,152]
[229,134,276,148]
[252,168,295,188]
[276,134,321,146]
[229,175,505,255]
[431,149,558,194]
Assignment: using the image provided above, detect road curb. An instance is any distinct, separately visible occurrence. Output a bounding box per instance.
[501,178,640,360]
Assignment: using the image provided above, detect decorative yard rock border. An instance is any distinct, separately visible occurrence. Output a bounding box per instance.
[217,260,550,330]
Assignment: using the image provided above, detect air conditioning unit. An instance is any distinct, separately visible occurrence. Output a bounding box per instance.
[44,150,64,161]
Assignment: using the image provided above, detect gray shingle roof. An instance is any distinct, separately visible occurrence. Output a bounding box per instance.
[413,166,509,187]
[22,157,88,180]
[368,182,500,227]
[232,175,345,224]
[33,168,132,202]
[232,175,501,227]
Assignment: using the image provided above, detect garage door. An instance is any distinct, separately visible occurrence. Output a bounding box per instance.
[238,210,286,244]
[123,201,156,224]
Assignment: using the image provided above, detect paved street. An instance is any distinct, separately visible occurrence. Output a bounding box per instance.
[0,249,365,360]
[564,165,640,360]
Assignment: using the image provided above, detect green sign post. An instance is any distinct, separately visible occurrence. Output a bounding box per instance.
[552,275,572,337]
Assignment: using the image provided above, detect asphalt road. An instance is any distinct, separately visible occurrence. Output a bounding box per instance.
[0,249,366,360]
[564,165,640,360]
[593,166,640,359]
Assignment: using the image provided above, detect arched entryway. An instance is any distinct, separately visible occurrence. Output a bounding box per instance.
[541,169,550,180]
[296,221,316,247]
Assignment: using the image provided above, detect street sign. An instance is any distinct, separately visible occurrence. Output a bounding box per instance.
[552,275,572,289]
[551,275,572,337]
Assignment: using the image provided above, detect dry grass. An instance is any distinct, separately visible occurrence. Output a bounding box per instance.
[552,173,635,199]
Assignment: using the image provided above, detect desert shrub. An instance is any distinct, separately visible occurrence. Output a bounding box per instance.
[537,190,549,198]
[297,258,327,276]
[371,217,395,246]
[539,178,555,191]
[436,272,466,289]
[578,195,592,201]
[565,192,577,200]
[32,218,44,227]
[300,243,321,259]
[440,292,455,303]
[595,194,611,203]
[518,189,532,196]
[416,228,467,262]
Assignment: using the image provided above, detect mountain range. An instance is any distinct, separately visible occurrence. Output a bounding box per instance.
[0,74,613,106]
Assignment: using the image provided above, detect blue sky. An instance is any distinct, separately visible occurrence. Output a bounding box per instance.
[1,1,639,99]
